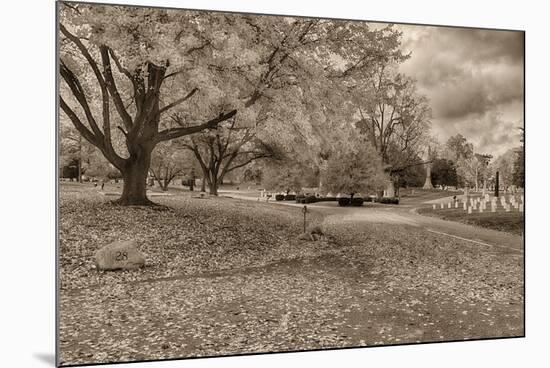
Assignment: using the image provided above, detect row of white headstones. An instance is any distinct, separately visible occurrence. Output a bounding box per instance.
[432,194,524,214]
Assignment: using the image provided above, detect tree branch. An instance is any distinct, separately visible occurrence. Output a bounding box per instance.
[158,88,198,115]
[156,110,237,142]
[59,61,104,140]
[99,46,134,130]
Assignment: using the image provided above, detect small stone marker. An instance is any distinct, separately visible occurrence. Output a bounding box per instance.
[463,203,467,211]
[440,203,444,209]
[94,240,146,271]
[467,206,472,214]
[433,204,436,210]
[455,201,459,208]
[448,202,452,209]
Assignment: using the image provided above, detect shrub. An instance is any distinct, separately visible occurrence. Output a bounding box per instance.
[284,194,296,201]
[318,196,338,202]
[351,197,364,206]
[295,194,306,204]
[338,197,351,206]
[304,195,318,204]
[375,197,399,205]
[275,194,285,201]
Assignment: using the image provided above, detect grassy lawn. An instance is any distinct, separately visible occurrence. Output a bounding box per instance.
[398,188,463,206]
[58,183,523,366]
[417,206,524,236]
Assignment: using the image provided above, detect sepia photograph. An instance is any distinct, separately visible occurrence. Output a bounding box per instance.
[56,1,524,366]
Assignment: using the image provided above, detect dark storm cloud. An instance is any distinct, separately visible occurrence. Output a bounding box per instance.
[396,24,524,156]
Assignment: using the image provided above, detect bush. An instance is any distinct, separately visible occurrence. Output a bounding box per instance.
[374,197,399,205]
[317,196,338,202]
[275,194,285,201]
[295,194,306,204]
[351,197,364,206]
[338,197,351,206]
[284,194,296,201]
[304,195,317,204]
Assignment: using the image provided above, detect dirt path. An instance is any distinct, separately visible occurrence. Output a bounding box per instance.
[321,206,523,253]
[221,190,523,253]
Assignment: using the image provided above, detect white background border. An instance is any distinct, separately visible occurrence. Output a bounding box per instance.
[1,0,547,367]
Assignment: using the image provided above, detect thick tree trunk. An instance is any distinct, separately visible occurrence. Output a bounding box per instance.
[201,175,206,192]
[116,150,153,206]
[208,168,219,196]
[209,177,218,195]
[77,158,82,183]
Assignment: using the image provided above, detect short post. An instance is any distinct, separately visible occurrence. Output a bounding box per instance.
[302,205,308,233]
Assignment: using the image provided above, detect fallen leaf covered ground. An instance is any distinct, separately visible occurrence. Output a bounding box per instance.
[58,185,524,366]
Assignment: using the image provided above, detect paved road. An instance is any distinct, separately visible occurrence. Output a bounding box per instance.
[220,190,523,253]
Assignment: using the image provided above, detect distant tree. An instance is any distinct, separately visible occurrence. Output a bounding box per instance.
[60,158,80,180]
[445,134,474,162]
[261,161,306,194]
[59,123,97,182]
[178,115,281,195]
[491,149,516,190]
[353,68,432,196]
[512,127,525,188]
[322,138,387,200]
[431,158,458,189]
[393,159,426,190]
[149,143,194,191]
[242,165,263,185]
[85,154,122,182]
[457,153,492,191]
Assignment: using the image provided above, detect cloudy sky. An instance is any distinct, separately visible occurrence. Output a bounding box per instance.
[395,24,524,157]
